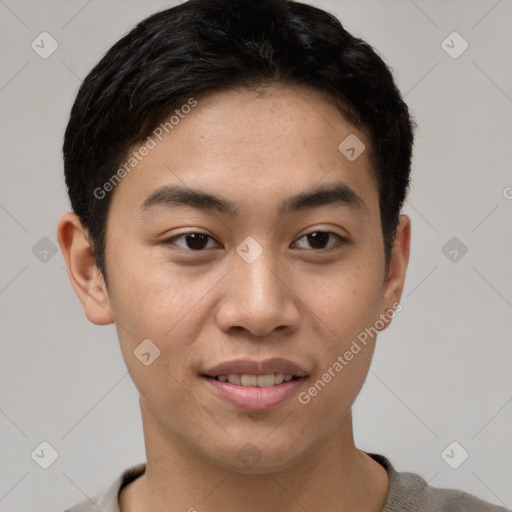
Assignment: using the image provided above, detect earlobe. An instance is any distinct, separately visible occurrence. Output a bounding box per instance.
[378,214,411,330]
[56,212,114,325]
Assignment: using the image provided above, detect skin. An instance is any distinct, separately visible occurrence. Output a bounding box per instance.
[57,84,410,512]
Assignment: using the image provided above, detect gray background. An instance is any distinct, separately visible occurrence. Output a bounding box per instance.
[0,0,511,510]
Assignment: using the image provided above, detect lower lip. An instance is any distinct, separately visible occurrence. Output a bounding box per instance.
[202,376,306,411]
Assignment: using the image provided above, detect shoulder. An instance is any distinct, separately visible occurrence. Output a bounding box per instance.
[367,452,510,512]
[62,463,146,512]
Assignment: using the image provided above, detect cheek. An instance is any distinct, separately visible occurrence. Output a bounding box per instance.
[291,260,383,408]
[109,264,205,417]
[107,247,209,337]
[295,343,374,443]
[294,258,383,342]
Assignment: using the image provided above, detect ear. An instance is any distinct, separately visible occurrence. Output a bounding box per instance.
[57,212,114,325]
[378,214,411,330]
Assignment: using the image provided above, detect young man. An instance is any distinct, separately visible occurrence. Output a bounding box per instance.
[57,0,509,511]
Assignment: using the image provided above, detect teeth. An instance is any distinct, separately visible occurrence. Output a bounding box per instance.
[227,374,241,385]
[217,373,296,387]
[256,374,275,387]
[241,374,258,386]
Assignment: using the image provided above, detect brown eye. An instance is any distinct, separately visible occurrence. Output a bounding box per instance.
[293,231,345,250]
[165,233,219,251]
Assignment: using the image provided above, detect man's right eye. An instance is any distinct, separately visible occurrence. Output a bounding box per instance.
[163,232,220,251]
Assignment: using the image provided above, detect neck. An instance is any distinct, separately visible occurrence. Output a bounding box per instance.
[120,397,389,512]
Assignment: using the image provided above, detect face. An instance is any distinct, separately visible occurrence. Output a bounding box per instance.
[61,85,409,474]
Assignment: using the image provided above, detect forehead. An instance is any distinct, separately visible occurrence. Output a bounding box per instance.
[107,85,379,221]
[174,85,368,169]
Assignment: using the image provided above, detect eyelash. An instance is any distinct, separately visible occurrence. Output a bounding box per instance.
[162,230,347,253]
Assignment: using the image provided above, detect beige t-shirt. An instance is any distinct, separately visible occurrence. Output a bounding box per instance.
[64,452,510,512]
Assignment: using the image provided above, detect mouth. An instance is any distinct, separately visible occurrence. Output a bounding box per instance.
[201,358,309,410]
[202,372,301,387]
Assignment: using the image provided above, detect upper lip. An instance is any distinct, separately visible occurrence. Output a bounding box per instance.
[202,358,309,378]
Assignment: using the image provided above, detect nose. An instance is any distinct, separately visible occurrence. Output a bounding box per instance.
[214,242,301,337]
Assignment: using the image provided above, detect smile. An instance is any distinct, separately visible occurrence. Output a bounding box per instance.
[215,373,295,387]
[202,374,307,411]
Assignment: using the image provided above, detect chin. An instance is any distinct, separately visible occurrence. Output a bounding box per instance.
[206,438,311,475]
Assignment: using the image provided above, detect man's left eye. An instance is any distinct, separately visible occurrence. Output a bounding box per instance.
[292,231,346,251]
[164,230,345,252]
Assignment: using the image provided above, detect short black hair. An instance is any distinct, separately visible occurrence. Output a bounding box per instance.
[63,0,415,286]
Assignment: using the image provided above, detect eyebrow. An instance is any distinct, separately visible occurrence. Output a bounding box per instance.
[138,182,368,218]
